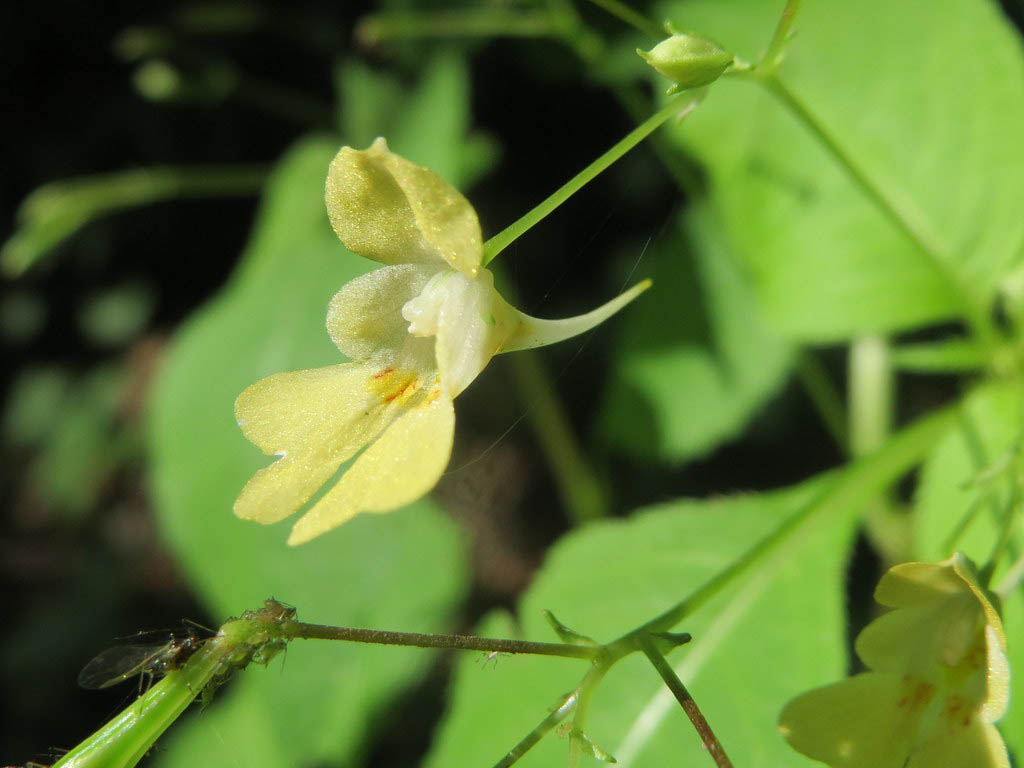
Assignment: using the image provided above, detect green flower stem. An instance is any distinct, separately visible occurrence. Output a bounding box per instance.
[756,74,997,351]
[3,165,267,278]
[795,350,848,454]
[981,482,1020,585]
[584,0,663,39]
[891,339,988,373]
[280,620,600,659]
[849,335,909,565]
[491,691,580,768]
[608,400,958,645]
[756,0,802,76]
[508,351,609,524]
[49,601,295,768]
[354,10,556,45]
[995,547,1024,597]
[51,639,229,768]
[637,635,733,768]
[849,336,893,458]
[566,663,610,768]
[482,92,699,265]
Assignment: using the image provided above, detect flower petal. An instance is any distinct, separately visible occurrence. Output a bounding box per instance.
[435,269,519,397]
[855,594,981,675]
[949,555,1010,720]
[500,279,652,353]
[779,673,920,768]
[233,363,398,524]
[325,138,482,276]
[905,719,1010,768]
[287,395,455,545]
[327,263,441,362]
[874,560,968,607]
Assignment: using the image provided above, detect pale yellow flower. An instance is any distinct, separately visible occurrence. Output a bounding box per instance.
[234,139,649,544]
[779,553,1010,768]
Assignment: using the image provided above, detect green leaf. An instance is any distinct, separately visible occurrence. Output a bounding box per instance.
[598,203,791,462]
[664,0,1024,340]
[148,51,484,766]
[913,381,1024,754]
[426,479,855,767]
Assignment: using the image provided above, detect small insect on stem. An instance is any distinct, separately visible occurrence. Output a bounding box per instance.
[477,650,510,669]
[77,629,204,693]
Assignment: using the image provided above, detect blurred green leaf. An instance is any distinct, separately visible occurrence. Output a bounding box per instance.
[665,0,1024,340]
[426,478,854,767]
[598,203,791,462]
[0,290,47,343]
[913,381,1024,753]
[4,367,70,447]
[29,366,128,518]
[148,51,485,767]
[78,282,154,347]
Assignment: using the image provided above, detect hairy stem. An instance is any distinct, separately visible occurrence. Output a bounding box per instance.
[281,621,600,659]
[637,635,733,768]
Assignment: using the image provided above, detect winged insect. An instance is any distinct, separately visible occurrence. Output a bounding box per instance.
[77,628,203,691]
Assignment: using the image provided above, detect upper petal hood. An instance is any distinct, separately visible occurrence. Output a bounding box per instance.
[325,138,482,276]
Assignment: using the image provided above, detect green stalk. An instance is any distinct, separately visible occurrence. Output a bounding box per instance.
[51,645,224,768]
[795,350,848,454]
[756,0,802,76]
[3,165,267,277]
[491,691,579,768]
[355,10,556,45]
[51,601,294,768]
[608,401,958,645]
[482,92,699,264]
[509,351,608,524]
[281,620,600,659]
[637,635,733,768]
[584,0,663,39]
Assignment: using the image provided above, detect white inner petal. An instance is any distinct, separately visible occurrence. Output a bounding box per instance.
[401,271,450,337]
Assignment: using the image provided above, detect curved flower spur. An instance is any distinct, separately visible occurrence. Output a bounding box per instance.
[234,139,650,545]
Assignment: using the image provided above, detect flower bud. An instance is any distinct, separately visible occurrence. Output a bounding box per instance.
[637,28,733,91]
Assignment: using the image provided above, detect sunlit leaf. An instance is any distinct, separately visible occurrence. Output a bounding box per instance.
[665,0,1024,340]
[426,478,854,767]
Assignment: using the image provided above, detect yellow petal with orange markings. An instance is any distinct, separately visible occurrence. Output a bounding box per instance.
[287,395,455,545]
[234,362,419,524]
[325,138,482,276]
